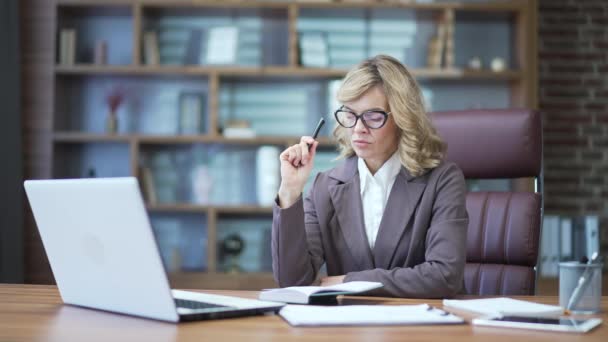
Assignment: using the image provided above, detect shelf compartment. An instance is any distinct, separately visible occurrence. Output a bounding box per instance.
[140,143,284,206]
[57,4,133,66]
[216,215,273,274]
[454,11,516,70]
[219,78,340,138]
[53,143,131,178]
[150,212,208,272]
[141,6,288,67]
[54,75,209,136]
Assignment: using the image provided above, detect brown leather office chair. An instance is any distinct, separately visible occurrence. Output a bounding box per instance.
[432,109,542,295]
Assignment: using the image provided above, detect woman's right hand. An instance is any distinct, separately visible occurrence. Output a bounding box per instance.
[277,136,318,208]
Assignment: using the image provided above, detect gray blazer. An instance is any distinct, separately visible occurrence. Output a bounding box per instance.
[271,156,468,298]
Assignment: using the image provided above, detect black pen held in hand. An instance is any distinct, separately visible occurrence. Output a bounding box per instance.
[308,118,325,151]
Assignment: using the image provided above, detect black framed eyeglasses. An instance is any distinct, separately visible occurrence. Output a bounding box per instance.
[334,106,391,129]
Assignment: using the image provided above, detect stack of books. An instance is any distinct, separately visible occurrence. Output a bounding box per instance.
[427,10,454,69]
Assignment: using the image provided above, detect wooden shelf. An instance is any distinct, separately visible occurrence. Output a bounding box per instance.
[56,0,525,12]
[147,204,273,215]
[53,132,336,146]
[55,64,522,80]
[53,132,132,143]
[168,271,275,290]
[46,0,537,291]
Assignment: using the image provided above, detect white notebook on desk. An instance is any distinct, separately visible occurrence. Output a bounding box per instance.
[279,304,465,326]
[443,297,564,317]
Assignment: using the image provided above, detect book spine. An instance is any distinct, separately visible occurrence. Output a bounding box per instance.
[59,29,68,65]
[443,10,455,68]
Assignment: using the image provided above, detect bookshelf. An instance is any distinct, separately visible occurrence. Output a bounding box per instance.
[51,0,537,290]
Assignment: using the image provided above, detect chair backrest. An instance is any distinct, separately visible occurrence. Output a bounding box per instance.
[432,109,542,295]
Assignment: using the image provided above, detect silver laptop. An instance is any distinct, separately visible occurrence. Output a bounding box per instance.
[24,177,283,322]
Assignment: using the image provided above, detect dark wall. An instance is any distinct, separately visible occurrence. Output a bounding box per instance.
[539,0,608,253]
[0,0,23,283]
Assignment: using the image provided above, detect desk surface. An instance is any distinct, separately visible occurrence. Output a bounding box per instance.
[1,284,606,341]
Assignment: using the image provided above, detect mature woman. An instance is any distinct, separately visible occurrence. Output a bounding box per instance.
[272,55,468,298]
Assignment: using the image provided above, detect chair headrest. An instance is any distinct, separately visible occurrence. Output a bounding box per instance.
[431,109,542,179]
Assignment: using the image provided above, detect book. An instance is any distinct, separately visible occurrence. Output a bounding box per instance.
[59,29,76,65]
[279,304,464,327]
[143,31,160,66]
[443,9,454,68]
[442,297,564,317]
[427,22,445,68]
[182,29,203,65]
[259,281,383,304]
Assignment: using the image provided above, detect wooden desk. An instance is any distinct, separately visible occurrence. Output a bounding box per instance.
[1,284,606,341]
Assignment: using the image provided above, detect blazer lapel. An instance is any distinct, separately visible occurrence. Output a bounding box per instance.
[328,157,374,270]
[372,168,427,269]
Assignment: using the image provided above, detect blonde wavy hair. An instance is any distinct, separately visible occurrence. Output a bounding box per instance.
[333,55,445,177]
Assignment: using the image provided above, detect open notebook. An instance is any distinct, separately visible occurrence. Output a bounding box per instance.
[279,304,465,327]
[259,281,382,304]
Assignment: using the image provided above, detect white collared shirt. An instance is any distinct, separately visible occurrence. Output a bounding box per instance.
[358,152,402,250]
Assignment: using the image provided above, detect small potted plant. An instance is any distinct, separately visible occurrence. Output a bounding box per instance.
[105,87,125,134]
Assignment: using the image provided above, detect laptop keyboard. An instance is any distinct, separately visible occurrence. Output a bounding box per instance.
[175,298,231,311]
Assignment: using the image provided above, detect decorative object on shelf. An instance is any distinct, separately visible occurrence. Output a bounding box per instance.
[299,32,329,68]
[468,56,482,70]
[178,91,206,135]
[143,31,160,66]
[105,86,125,134]
[490,57,506,72]
[256,145,281,206]
[221,233,245,274]
[205,26,239,65]
[223,120,255,138]
[59,28,76,65]
[86,167,96,178]
[94,40,107,65]
[191,164,212,205]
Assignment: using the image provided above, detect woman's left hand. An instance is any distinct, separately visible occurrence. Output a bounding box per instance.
[320,275,345,286]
